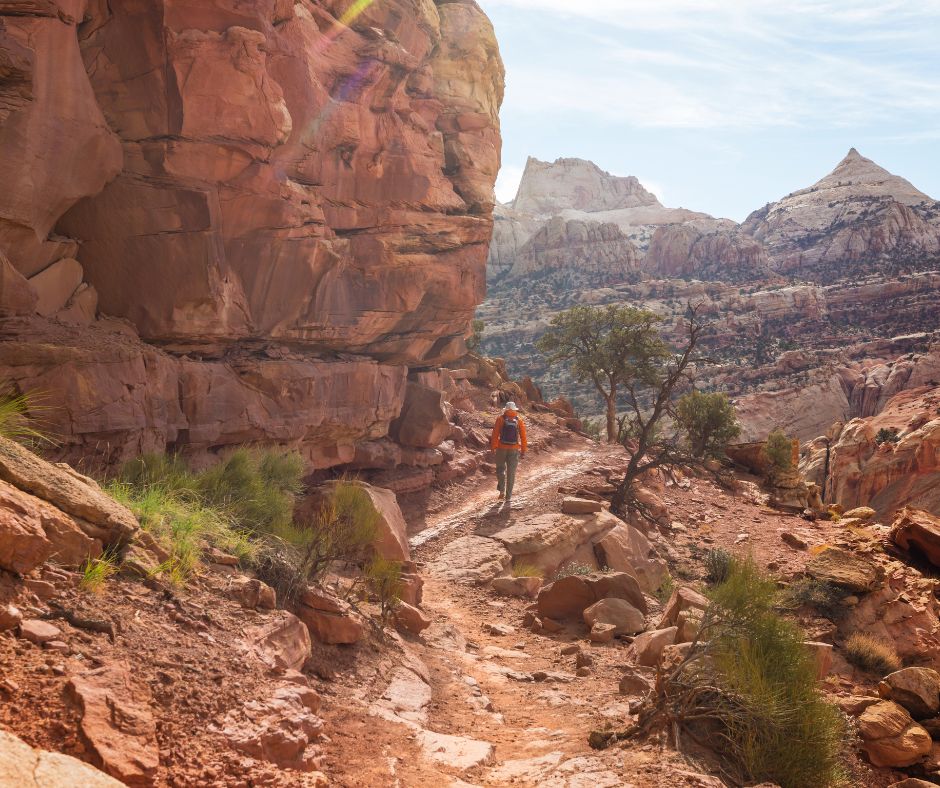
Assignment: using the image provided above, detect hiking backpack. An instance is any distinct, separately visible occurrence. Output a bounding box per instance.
[500,415,520,445]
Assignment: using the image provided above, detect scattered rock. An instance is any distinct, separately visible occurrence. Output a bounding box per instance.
[878,668,940,720]
[589,622,617,643]
[483,622,514,637]
[633,627,678,667]
[229,576,277,610]
[296,591,365,646]
[19,619,61,645]
[0,604,22,631]
[245,612,312,671]
[582,598,645,636]
[844,506,877,521]
[67,664,160,785]
[858,700,932,767]
[537,571,646,621]
[491,576,541,599]
[560,644,580,656]
[806,546,884,593]
[657,586,708,630]
[560,497,603,514]
[0,728,125,787]
[781,531,808,550]
[575,666,592,677]
[393,602,431,635]
[618,667,653,696]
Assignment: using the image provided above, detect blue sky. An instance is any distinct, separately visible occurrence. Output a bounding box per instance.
[477,0,940,220]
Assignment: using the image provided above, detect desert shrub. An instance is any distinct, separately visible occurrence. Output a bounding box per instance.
[80,550,119,593]
[781,577,847,619]
[554,562,596,580]
[763,429,793,477]
[675,390,741,459]
[0,383,50,445]
[512,563,544,578]
[704,548,733,585]
[844,633,901,675]
[603,558,845,787]
[365,556,403,621]
[654,572,675,604]
[874,427,900,445]
[466,318,485,352]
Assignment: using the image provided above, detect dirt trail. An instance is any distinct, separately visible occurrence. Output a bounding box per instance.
[327,439,716,788]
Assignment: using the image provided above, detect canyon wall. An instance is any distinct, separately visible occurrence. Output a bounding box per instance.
[0,0,503,468]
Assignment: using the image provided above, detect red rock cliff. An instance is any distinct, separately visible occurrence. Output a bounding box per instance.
[0,0,503,468]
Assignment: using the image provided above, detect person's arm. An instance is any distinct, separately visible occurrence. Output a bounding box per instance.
[520,418,527,454]
[491,416,502,450]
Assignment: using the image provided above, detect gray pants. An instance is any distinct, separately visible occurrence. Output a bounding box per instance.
[495,448,520,498]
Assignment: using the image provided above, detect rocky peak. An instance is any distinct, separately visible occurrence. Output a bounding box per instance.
[806,147,931,206]
[511,156,661,215]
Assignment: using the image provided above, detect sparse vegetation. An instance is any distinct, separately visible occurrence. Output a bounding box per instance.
[703,548,733,585]
[0,383,49,445]
[875,427,900,445]
[763,428,793,478]
[675,390,741,460]
[554,562,596,579]
[844,633,901,675]
[365,556,403,621]
[781,577,847,619]
[654,571,675,604]
[80,550,119,593]
[466,318,485,352]
[512,562,544,579]
[600,558,845,787]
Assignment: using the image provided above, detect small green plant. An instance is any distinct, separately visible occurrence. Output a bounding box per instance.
[80,550,119,593]
[466,319,485,352]
[675,390,741,460]
[763,429,793,478]
[0,383,50,444]
[654,572,675,604]
[365,556,403,621]
[844,633,901,675]
[554,562,596,580]
[874,427,900,445]
[781,577,847,619]
[512,563,544,579]
[704,548,733,585]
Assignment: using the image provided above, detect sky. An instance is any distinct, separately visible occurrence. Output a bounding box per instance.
[477,0,940,221]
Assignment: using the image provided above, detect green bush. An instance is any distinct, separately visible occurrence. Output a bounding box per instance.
[675,390,741,459]
[704,548,733,585]
[763,429,793,478]
[874,428,900,445]
[365,556,403,621]
[617,558,845,787]
[80,550,119,593]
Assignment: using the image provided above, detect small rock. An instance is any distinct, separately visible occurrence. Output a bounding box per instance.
[25,579,56,601]
[781,531,808,550]
[0,678,19,694]
[393,602,432,635]
[561,497,603,515]
[633,627,678,667]
[483,622,514,637]
[560,644,580,656]
[618,668,652,696]
[576,667,592,677]
[583,598,644,636]
[540,617,563,633]
[491,576,541,599]
[844,506,877,521]
[575,652,593,669]
[19,619,62,645]
[589,623,616,643]
[44,640,70,654]
[0,604,22,631]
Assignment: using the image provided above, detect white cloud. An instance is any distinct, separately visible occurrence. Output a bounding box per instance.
[495,163,526,203]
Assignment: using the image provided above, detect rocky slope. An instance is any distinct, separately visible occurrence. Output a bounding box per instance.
[0,0,503,471]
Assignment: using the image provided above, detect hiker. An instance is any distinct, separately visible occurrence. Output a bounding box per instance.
[490,401,527,502]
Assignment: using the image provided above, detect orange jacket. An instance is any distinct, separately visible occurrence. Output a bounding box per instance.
[491,411,527,452]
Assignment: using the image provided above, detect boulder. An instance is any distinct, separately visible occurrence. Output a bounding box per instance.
[887,780,937,788]
[0,253,37,316]
[537,571,646,621]
[491,576,542,599]
[633,627,678,667]
[389,383,452,449]
[858,700,932,767]
[0,438,137,548]
[429,535,512,586]
[229,576,277,610]
[803,641,834,680]
[806,546,884,593]
[878,667,940,720]
[244,612,312,671]
[393,602,431,635]
[399,569,424,607]
[297,589,365,646]
[561,497,603,514]
[28,258,83,317]
[493,510,619,577]
[658,587,708,630]
[316,481,410,562]
[67,664,160,785]
[582,598,645,636]
[890,508,940,569]
[592,523,667,593]
[0,728,125,787]
[844,506,877,521]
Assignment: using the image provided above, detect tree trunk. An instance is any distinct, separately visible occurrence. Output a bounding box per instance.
[605,395,617,443]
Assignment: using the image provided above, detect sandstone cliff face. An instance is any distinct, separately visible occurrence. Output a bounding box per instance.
[643,220,771,282]
[0,0,504,468]
[742,148,940,283]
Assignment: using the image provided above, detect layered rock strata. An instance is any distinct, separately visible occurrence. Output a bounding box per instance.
[0,0,504,469]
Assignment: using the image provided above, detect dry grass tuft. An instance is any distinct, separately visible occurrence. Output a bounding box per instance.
[844,633,901,676]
